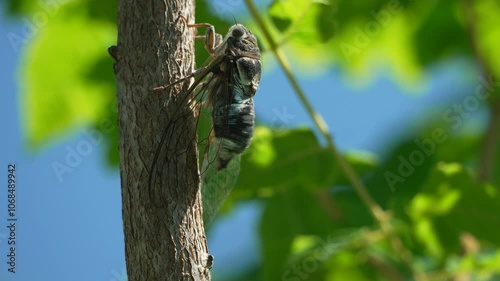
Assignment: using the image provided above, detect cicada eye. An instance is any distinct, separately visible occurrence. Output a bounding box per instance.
[231,26,244,38]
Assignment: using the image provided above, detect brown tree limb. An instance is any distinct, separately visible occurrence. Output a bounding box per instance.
[112,0,211,280]
[462,0,500,183]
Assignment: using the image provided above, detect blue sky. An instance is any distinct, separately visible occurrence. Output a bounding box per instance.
[0,3,485,281]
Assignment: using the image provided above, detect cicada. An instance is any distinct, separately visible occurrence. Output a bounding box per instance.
[149,16,261,225]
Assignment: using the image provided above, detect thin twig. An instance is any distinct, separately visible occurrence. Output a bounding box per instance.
[479,104,500,181]
[243,1,427,280]
[462,0,500,182]
[243,0,382,218]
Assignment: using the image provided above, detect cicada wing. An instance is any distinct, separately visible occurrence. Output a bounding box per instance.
[201,136,241,226]
[148,62,220,206]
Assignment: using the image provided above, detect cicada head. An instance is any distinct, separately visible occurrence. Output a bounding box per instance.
[217,24,259,55]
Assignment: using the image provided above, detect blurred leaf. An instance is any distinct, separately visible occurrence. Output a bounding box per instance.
[87,0,117,24]
[281,229,368,281]
[408,162,500,259]
[260,193,295,281]
[261,0,486,85]
[316,1,338,42]
[331,189,374,228]
[413,0,469,65]
[237,127,337,193]
[260,188,336,280]
[218,266,263,281]
[323,250,378,281]
[233,127,377,200]
[366,137,438,214]
[331,10,421,84]
[269,0,335,44]
[14,0,120,167]
[335,151,378,186]
[453,249,500,280]
[434,134,481,164]
[474,0,500,82]
[5,0,39,15]
[495,139,500,186]
[334,0,387,26]
[20,1,116,149]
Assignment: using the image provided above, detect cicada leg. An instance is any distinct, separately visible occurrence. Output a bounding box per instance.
[179,15,223,55]
[152,66,206,92]
[153,15,225,93]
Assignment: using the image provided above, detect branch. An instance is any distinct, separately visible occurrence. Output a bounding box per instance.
[113,0,210,279]
[243,1,427,280]
[462,0,500,182]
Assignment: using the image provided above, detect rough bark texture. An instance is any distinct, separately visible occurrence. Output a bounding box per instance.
[111,0,210,280]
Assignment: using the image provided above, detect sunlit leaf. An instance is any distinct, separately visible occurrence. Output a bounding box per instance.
[20,1,116,149]
[269,0,334,44]
[413,0,469,65]
[474,0,500,82]
[260,188,336,280]
[237,127,337,193]
[408,163,500,259]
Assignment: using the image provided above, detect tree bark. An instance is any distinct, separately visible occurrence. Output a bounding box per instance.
[111,0,211,280]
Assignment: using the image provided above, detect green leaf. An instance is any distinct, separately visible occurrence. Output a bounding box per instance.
[282,229,368,281]
[434,134,481,164]
[264,0,340,73]
[20,1,116,148]
[474,0,500,82]
[260,193,295,281]
[5,0,40,15]
[408,162,500,258]
[413,0,469,65]
[335,151,379,186]
[269,0,334,44]
[260,188,336,280]
[324,251,376,281]
[365,138,438,213]
[227,127,378,213]
[331,189,374,228]
[237,127,338,194]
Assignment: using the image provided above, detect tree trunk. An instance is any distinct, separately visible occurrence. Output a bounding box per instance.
[110,0,211,280]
